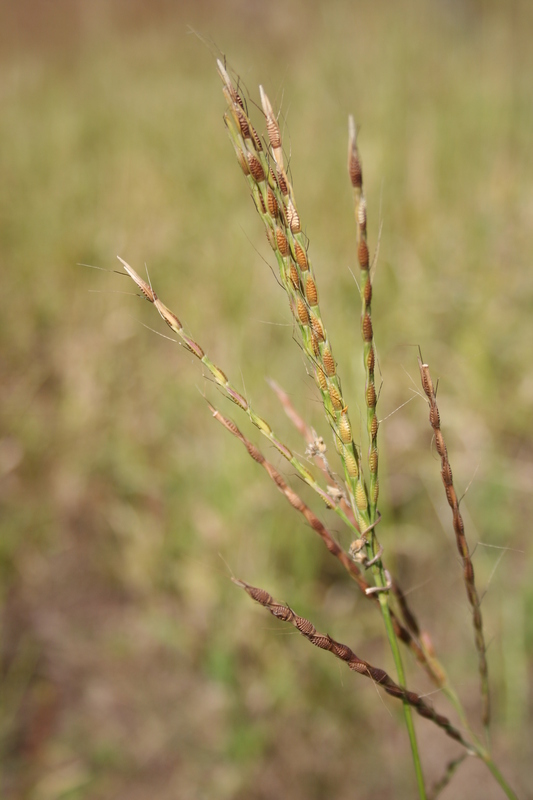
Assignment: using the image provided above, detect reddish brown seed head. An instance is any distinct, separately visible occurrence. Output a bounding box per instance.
[276,167,288,196]
[311,314,325,342]
[246,443,263,464]
[250,123,263,152]
[366,384,377,408]
[434,429,446,459]
[305,276,318,306]
[339,409,352,444]
[441,461,453,486]
[311,633,332,651]
[271,603,292,622]
[362,313,373,342]
[370,415,379,439]
[316,366,327,391]
[453,511,464,537]
[276,227,289,256]
[266,116,281,149]
[429,405,440,429]
[329,383,343,410]
[234,107,250,139]
[332,641,353,661]
[256,190,267,214]
[247,153,265,182]
[267,187,279,218]
[294,241,308,271]
[363,277,372,306]
[322,347,336,377]
[419,361,434,399]
[296,297,309,326]
[445,484,457,509]
[463,561,474,584]
[289,262,300,290]
[249,586,272,606]
[294,615,315,636]
[310,332,320,356]
[358,240,370,269]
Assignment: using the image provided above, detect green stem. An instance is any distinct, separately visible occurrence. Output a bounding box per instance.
[478,753,518,800]
[372,560,427,799]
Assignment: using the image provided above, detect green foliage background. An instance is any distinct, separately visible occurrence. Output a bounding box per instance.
[1,1,532,797]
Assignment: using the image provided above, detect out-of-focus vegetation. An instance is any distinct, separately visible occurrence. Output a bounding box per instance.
[1,1,532,797]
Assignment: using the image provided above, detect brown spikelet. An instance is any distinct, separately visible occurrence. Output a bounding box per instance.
[310,314,325,342]
[339,411,352,444]
[276,227,289,256]
[305,276,318,306]
[419,363,434,399]
[344,448,358,478]
[430,406,440,429]
[369,448,378,474]
[289,263,300,290]
[277,167,288,196]
[363,278,372,305]
[366,384,377,408]
[367,347,375,373]
[294,241,308,270]
[358,240,370,269]
[266,116,281,149]
[434,430,446,458]
[348,131,363,188]
[362,313,373,342]
[248,153,265,182]
[234,106,250,139]
[418,356,490,727]
[441,462,453,486]
[250,123,263,151]
[316,366,327,391]
[296,297,309,326]
[322,347,336,377]
[257,190,267,214]
[370,415,379,439]
[267,187,279,217]
[310,332,320,356]
[329,384,342,410]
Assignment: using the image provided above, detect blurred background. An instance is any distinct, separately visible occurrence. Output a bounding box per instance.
[1,0,532,797]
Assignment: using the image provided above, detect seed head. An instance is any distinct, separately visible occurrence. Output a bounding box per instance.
[322,347,336,377]
[296,297,309,326]
[294,241,308,271]
[305,276,318,306]
[276,227,289,256]
[362,313,373,342]
[247,153,265,182]
[348,116,363,189]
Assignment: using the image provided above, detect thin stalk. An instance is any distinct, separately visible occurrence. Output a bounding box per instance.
[379,592,426,798]
[348,120,425,794]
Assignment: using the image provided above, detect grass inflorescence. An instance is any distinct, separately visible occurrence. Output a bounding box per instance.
[119,60,518,800]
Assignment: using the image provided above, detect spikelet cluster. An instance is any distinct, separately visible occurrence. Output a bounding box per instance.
[348,117,379,518]
[419,357,490,727]
[234,578,469,748]
[217,60,369,529]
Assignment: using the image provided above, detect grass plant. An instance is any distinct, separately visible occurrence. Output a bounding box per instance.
[119,60,518,799]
